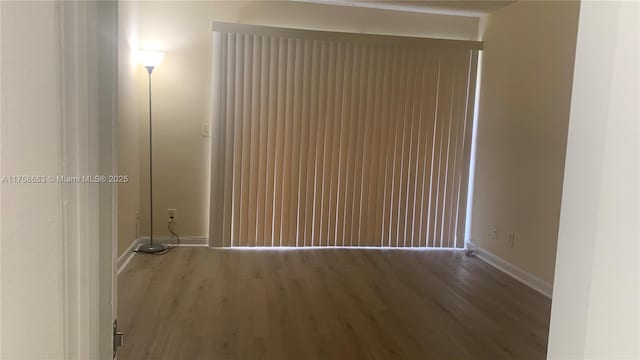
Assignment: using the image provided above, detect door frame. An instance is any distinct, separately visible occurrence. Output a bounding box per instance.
[58,1,118,359]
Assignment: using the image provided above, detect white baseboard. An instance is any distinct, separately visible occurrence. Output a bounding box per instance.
[117,238,142,275]
[116,236,209,275]
[468,242,553,298]
[138,235,209,246]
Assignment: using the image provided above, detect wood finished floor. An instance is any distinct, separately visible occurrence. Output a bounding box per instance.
[118,247,551,360]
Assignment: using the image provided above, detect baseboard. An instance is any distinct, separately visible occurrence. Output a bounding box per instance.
[117,238,142,275]
[138,236,209,246]
[468,242,553,298]
[117,236,209,275]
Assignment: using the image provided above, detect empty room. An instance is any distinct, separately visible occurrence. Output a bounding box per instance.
[0,0,638,359]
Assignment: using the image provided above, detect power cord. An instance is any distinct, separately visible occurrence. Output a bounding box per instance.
[168,216,181,245]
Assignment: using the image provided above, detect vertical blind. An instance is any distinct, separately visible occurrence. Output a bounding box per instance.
[209,23,480,248]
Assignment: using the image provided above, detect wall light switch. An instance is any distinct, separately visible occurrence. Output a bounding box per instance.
[201,123,211,137]
[490,225,499,241]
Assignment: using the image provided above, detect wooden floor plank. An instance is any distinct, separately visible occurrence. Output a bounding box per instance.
[118,248,551,360]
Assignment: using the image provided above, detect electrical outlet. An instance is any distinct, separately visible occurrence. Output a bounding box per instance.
[168,208,176,221]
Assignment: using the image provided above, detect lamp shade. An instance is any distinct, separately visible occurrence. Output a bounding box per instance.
[137,50,165,68]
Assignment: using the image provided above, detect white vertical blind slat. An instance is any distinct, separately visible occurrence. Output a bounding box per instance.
[247,35,260,246]
[375,46,393,247]
[221,33,234,247]
[290,38,304,247]
[280,38,295,247]
[256,35,269,247]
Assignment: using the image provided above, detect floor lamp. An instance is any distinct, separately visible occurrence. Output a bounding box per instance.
[137,50,167,254]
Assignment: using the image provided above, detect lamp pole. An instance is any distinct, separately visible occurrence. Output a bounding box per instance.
[137,64,168,254]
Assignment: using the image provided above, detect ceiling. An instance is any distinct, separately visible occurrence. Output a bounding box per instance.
[295,0,516,17]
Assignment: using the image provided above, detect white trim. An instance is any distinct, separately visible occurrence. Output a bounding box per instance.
[117,237,210,275]
[56,2,118,358]
[469,242,553,298]
[139,236,209,246]
[58,2,101,357]
[117,239,142,275]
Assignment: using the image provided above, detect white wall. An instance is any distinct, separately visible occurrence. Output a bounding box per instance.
[119,1,480,252]
[469,1,580,285]
[547,1,639,358]
[0,2,65,357]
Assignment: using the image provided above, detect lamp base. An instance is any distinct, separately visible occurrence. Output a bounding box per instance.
[137,242,168,254]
